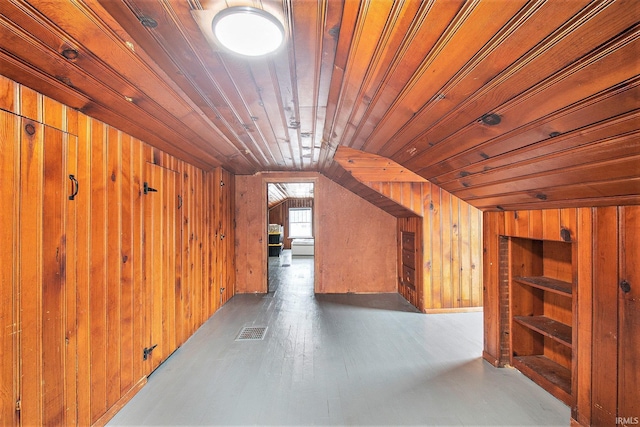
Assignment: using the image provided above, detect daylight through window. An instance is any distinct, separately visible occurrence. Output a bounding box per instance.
[289,208,312,237]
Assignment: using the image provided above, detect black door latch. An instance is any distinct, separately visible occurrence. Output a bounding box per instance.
[144,182,157,194]
[143,344,158,360]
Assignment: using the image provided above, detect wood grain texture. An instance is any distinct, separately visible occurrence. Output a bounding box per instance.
[591,207,619,425]
[19,117,45,427]
[618,206,640,423]
[1,1,638,211]
[574,207,593,425]
[334,147,427,182]
[485,205,640,424]
[347,173,483,311]
[1,76,236,426]
[398,218,423,309]
[0,109,19,426]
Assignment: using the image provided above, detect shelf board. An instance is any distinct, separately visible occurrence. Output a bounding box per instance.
[513,316,572,347]
[513,276,572,297]
[512,355,572,405]
[268,243,283,247]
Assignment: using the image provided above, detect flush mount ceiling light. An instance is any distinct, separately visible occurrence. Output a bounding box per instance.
[212,6,284,57]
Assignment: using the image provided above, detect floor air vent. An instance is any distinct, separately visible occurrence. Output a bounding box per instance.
[236,326,267,341]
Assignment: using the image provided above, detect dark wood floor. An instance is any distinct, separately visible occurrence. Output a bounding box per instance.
[109,251,569,426]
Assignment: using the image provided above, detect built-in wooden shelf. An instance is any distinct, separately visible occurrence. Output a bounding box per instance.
[512,355,572,405]
[513,276,572,297]
[509,238,574,406]
[513,316,572,347]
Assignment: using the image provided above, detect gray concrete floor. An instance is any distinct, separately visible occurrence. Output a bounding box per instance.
[109,251,569,426]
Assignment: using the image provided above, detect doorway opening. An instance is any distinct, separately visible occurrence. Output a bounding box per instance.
[267,182,315,294]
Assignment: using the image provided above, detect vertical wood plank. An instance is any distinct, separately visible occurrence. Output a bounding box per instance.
[450,194,460,308]
[19,85,40,122]
[400,182,411,211]
[431,186,443,308]
[470,207,482,307]
[41,125,65,425]
[64,130,78,426]
[145,162,164,372]
[422,185,433,310]
[560,208,577,242]
[543,209,561,241]
[106,126,122,408]
[164,168,177,358]
[119,134,134,395]
[483,211,504,366]
[411,182,422,215]
[618,206,640,421]
[438,190,454,308]
[575,207,593,425]
[132,138,145,385]
[591,207,619,425]
[0,75,18,113]
[0,110,19,426]
[504,210,515,237]
[19,118,44,426]
[89,119,108,424]
[184,166,193,334]
[459,203,471,307]
[514,209,529,238]
[528,210,543,240]
[75,113,92,426]
[224,169,236,305]
[213,168,221,309]
[43,96,63,131]
[194,169,204,322]
[175,163,185,347]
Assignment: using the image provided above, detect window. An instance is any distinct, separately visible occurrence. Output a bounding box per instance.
[289,208,312,237]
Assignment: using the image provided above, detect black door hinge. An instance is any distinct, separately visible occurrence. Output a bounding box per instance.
[143,344,157,360]
[144,182,157,194]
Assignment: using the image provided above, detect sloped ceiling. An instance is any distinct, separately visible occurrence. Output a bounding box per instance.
[267,182,314,208]
[0,0,638,211]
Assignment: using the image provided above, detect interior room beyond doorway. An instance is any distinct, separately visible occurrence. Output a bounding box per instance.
[267,182,315,294]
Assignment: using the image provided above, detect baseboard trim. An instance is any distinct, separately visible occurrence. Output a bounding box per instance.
[92,376,147,427]
[482,351,500,367]
[423,307,483,314]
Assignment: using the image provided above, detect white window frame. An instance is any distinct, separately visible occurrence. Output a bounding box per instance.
[288,207,313,238]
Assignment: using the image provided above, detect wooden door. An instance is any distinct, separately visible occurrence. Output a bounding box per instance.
[400,231,418,307]
[17,117,77,425]
[618,206,639,423]
[143,162,178,373]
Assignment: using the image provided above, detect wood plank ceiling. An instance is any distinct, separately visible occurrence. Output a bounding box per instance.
[0,0,638,211]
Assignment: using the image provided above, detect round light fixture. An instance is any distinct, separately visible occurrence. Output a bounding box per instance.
[212,7,284,57]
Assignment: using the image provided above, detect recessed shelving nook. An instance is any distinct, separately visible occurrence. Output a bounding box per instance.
[509,237,575,405]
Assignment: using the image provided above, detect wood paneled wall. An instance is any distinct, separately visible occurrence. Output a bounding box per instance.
[483,206,640,426]
[0,76,235,426]
[235,173,397,294]
[367,181,483,311]
[397,217,423,308]
[268,198,313,249]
